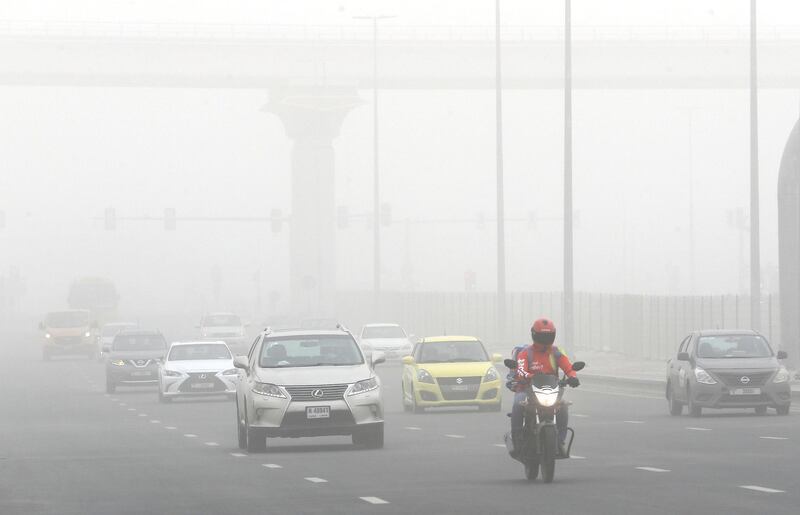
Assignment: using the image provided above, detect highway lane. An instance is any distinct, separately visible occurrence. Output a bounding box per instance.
[1,336,798,514]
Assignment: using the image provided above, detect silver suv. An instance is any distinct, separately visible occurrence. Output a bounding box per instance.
[234,327,385,452]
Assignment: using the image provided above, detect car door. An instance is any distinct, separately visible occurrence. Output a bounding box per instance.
[670,336,690,401]
[676,336,696,400]
[401,343,420,398]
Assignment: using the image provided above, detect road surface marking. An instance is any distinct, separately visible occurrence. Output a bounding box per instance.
[230,453,246,457]
[262,463,283,469]
[360,497,390,505]
[164,426,177,430]
[150,420,160,424]
[685,427,711,431]
[127,408,136,412]
[204,442,219,447]
[624,420,645,424]
[573,413,590,418]
[118,403,126,406]
[305,477,328,483]
[570,455,587,459]
[739,485,784,493]
[444,434,465,439]
[493,444,507,448]
[138,413,147,417]
[183,434,197,438]
[404,426,422,431]
[759,436,788,440]
[636,467,670,473]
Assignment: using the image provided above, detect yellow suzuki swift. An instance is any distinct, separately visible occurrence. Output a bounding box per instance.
[401,336,503,413]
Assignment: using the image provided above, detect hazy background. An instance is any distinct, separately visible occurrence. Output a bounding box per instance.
[0,0,798,319]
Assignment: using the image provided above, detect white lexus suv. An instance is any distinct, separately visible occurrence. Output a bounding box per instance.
[234,327,385,452]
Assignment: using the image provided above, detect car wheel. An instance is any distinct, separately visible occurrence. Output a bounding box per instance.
[236,402,247,449]
[354,425,384,449]
[105,378,116,394]
[245,410,267,453]
[775,404,790,416]
[667,382,683,416]
[401,385,412,412]
[410,386,424,414]
[754,405,768,415]
[687,387,702,417]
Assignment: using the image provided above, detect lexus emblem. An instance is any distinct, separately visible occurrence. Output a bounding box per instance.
[199,374,207,380]
[312,389,324,398]
[136,360,145,366]
[456,378,463,385]
[740,376,751,384]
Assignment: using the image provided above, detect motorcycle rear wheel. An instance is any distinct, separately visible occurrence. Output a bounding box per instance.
[540,425,557,483]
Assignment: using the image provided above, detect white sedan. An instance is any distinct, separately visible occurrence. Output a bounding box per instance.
[158,341,239,402]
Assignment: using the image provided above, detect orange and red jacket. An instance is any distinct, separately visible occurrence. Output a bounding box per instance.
[515,343,577,387]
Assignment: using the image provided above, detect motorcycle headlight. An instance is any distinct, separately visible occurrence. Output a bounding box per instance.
[694,367,717,385]
[773,367,790,384]
[483,367,499,382]
[417,369,435,384]
[221,368,238,376]
[84,331,91,337]
[252,382,286,398]
[45,333,51,339]
[110,359,126,367]
[163,369,182,377]
[349,377,379,396]
[534,391,558,407]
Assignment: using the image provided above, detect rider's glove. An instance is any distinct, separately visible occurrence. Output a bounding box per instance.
[567,376,580,388]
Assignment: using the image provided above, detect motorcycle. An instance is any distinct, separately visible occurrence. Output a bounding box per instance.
[503,359,586,483]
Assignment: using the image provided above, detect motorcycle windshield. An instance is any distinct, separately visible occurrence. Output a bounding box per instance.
[531,374,558,388]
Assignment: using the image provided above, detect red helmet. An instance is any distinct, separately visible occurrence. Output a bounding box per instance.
[531,318,556,345]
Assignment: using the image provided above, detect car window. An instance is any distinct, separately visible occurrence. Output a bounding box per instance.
[678,336,690,354]
[168,344,231,361]
[417,340,488,363]
[112,334,166,351]
[259,335,364,368]
[248,336,261,362]
[696,335,772,359]
[362,326,406,339]
[202,314,242,327]
[45,311,89,328]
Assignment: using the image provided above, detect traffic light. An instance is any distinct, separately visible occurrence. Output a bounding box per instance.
[380,203,392,227]
[337,206,349,229]
[164,208,176,231]
[104,207,116,230]
[270,209,282,233]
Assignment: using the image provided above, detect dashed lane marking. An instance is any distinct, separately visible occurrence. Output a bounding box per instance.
[118,403,126,406]
[262,464,282,469]
[493,444,506,448]
[759,436,788,440]
[138,413,147,417]
[739,485,784,493]
[636,467,670,473]
[685,427,711,431]
[623,421,645,424]
[444,434,465,439]
[305,477,328,483]
[570,455,587,459]
[573,414,590,418]
[165,426,177,430]
[183,434,198,438]
[360,497,390,505]
[150,420,160,424]
[127,408,136,412]
[204,442,219,447]
[404,426,422,431]
[230,453,246,457]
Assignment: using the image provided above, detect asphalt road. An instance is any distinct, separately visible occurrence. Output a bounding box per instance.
[1,334,798,515]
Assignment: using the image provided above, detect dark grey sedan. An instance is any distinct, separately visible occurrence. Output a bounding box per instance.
[665,330,791,416]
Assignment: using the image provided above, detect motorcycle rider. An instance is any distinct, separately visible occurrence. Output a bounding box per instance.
[509,318,580,457]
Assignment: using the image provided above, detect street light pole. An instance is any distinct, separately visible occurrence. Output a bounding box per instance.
[354,14,395,315]
[495,0,507,343]
[749,0,761,330]
[563,0,574,345]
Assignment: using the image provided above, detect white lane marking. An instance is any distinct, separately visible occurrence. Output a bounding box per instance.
[204,442,219,447]
[262,463,283,469]
[573,413,590,418]
[404,426,422,431]
[739,485,784,493]
[230,453,247,457]
[127,408,136,412]
[150,420,160,424]
[305,477,328,483]
[118,403,126,406]
[360,497,390,505]
[685,427,711,431]
[624,420,645,424]
[636,467,670,473]
[759,436,788,440]
[570,455,587,459]
[109,398,118,401]
[444,434,465,439]
[138,413,147,417]
[165,426,177,430]
[493,444,507,448]
[183,434,198,438]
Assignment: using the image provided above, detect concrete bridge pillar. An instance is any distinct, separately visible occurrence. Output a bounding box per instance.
[778,118,800,367]
[265,86,361,316]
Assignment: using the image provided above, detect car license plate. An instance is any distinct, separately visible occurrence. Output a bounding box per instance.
[190,382,215,389]
[131,371,152,377]
[731,387,761,395]
[306,406,331,419]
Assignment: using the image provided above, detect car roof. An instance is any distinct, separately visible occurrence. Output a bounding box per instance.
[203,312,238,317]
[169,341,228,347]
[116,330,164,336]
[104,322,137,327]
[48,309,90,314]
[695,329,760,337]
[362,323,401,328]
[421,335,479,343]
[264,328,351,338]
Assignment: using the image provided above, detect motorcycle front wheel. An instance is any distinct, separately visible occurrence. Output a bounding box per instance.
[540,425,557,483]
[524,456,540,481]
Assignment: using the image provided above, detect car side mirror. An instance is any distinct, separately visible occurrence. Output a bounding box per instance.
[233,356,249,371]
[777,350,788,360]
[503,358,517,370]
[372,351,386,367]
[492,353,503,363]
[677,352,691,362]
[402,355,415,365]
[572,361,586,371]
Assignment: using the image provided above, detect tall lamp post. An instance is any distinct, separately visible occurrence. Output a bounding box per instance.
[749,0,761,330]
[353,14,395,313]
[563,0,574,345]
[495,0,507,344]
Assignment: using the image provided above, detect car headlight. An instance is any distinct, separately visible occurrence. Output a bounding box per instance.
[45,333,51,339]
[484,367,499,382]
[221,368,238,376]
[110,359,126,367]
[163,369,182,377]
[417,369,435,384]
[252,382,286,398]
[84,331,91,337]
[349,377,379,396]
[534,391,558,407]
[694,367,717,385]
[773,367,790,384]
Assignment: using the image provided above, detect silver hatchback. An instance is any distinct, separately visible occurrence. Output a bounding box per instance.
[666,330,792,416]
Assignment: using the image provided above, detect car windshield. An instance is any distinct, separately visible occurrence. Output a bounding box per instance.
[168,344,231,361]
[45,311,89,328]
[417,340,488,363]
[362,326,406,339]
[696,335,772,359]
[259,335,364,368]
[102,324,136,337]
[112,334,166,352]
[202,314,241,327]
